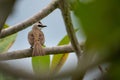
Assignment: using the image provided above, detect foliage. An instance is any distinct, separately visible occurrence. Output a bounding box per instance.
[72,0,120,79]
[50,35,70,73]
[32,55,50,76]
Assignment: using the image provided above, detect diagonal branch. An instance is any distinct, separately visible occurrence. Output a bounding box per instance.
[58,0,82,58]
[0,0,59,38]
[0,43,84,61]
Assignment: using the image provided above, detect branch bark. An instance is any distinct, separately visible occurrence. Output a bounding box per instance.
[0,43,84,61]
[0,0,59,38]
[58,0,82,59]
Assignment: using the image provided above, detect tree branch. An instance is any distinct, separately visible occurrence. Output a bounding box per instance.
[0,43,84,61]
[58,0,82,58]
[0,0,59,38]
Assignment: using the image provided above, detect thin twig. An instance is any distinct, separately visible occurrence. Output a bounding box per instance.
[0,0,59,38]
[98,65,104,75]
[58,0,82,59]
[0,43,84,61]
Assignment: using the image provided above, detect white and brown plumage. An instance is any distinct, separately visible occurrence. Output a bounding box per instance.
[28,21,46,56]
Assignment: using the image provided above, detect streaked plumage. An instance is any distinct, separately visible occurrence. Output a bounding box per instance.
[28,22,46,56]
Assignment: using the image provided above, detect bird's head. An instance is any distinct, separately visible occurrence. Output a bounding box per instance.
[33,21,47,30]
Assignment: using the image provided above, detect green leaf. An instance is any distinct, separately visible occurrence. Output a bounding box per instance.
[73,0,120,50]
[50,35,69,73]
[3,24,9,29]
[0,24,17,53]
[32,53,50,76]
[50,29,79,73]
[0,34,17,53]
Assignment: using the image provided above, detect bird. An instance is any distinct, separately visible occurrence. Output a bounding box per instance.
[28,21,46,56]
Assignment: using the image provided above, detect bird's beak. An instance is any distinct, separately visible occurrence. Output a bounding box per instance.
[42,25,47,27]
[38,25,47,27]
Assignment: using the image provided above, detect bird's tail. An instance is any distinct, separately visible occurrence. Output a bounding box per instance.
[32,41,45,56]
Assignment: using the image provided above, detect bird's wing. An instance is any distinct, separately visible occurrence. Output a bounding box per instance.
[28,31,34,46]
[39,31,45,45]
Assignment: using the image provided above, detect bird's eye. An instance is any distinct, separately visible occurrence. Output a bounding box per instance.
[38,22,41,24]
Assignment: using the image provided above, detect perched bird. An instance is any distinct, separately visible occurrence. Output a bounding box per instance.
[28,21,46,56]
